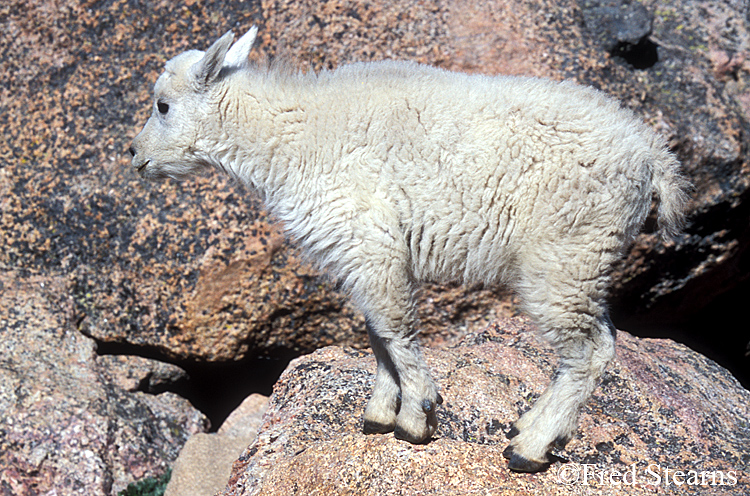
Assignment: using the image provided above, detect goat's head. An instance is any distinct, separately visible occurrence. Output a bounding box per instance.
[129,27,258,180]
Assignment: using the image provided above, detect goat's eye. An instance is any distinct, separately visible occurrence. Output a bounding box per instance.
[157,101,169,115]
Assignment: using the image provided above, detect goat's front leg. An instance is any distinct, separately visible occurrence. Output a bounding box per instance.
[362,310,442,443]
[387,334,443,443]
[349,246,442,442]
[362,318,401,434]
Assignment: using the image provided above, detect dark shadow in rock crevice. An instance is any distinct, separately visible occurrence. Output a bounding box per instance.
[93,338,292,431]
[610,37,659,69]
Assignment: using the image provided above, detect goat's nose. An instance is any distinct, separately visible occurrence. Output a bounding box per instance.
[128,146,136,157]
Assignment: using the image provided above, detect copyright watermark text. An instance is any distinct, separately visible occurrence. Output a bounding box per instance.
[556,463,738,487]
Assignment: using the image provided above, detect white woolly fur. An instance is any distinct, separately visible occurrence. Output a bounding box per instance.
[131,28,690,472]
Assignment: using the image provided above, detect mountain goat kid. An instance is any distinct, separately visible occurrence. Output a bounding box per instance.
[130,27,689,472]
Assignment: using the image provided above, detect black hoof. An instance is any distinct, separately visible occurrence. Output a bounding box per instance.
[363,419,395,435]
[420,399,438,413]
[507,452,549,473]
[553,434,571,449]
[502,444,514,460]
[393,425,430,444]
[506,426,520,440]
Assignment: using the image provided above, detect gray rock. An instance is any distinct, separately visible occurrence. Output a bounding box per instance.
[577,0,654,54]
[165,394,269,496]
[222,317,750,495]
[0,271,208,495]
[3,0,748,376]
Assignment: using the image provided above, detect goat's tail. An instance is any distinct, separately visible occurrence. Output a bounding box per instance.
[651,146,692,240]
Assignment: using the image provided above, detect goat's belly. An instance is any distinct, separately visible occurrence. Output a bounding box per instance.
[406,207,517,285]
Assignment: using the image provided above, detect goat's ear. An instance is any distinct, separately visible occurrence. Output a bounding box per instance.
[224,26,258,69]
[190,30,235,90]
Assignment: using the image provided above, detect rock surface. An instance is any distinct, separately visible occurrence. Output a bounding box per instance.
[2,0,750,494]
[0,0,514,368]
[2,0,748,369]
[223,317,749,495]
[0,271,207,495]
[164,394,269,496]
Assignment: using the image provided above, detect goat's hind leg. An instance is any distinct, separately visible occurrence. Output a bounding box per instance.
[504,313,616,472]
[503,237,621,472]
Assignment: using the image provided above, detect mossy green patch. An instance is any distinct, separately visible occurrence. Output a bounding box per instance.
[118,468,172,496]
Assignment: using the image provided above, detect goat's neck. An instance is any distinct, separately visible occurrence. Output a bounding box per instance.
[213,74,314,218]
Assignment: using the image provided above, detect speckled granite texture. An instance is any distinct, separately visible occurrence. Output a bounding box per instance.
[1,0,748,364]
[0,270,207,494]
[223,317,749,495]
[1,0,749,494]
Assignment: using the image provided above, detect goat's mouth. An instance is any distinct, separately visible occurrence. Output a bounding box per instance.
[135,160,150,173]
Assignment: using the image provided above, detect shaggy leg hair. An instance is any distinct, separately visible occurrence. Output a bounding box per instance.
[362,321,401,434]
[344,217,442,443]
[503,318,616,471]
[501,242,619,471]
